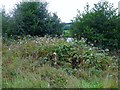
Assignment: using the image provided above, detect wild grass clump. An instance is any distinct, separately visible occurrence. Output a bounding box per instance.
[2,36,119,88]
[3,65,82,88]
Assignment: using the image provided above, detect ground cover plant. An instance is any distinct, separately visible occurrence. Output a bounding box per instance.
[2,36,119,88]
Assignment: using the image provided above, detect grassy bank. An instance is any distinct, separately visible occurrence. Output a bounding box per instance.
[2,36,118,88]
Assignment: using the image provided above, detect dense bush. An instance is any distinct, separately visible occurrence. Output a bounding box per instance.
[71,1,120,50]
[2,1,63,38]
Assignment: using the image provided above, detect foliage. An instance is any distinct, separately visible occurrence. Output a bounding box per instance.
[63,23,71,30]
[71,1,120,50]
[2,36,118,88]
[2,1,63,38]
[2,0,119,88]
[3,65,81,88]
[2,7,12,37]
[63,30,72,37]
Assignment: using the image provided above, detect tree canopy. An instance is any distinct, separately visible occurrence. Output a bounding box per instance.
[2,1,63,38]
[71,1,120,50]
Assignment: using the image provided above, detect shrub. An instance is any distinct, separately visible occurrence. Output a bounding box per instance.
[71,1,119,50]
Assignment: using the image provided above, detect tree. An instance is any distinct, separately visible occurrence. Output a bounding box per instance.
[2,7,12,37]
[13,1,49,36]
[71,1,119,50]
[46,13,63,36]
[3,1,63,38]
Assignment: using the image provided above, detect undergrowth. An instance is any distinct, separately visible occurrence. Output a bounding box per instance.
[2,36,119,88]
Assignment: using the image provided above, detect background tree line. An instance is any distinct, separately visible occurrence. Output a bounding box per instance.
[1,1,120,50]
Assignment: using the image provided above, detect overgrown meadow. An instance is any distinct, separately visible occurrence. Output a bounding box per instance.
[2,36,118,88]
[1,1,119,88]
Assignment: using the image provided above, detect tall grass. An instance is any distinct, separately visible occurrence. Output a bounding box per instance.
[2,36,119,88]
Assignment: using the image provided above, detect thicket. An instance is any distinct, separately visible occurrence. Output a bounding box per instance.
[2,1,63,38]
[71,1,120,50]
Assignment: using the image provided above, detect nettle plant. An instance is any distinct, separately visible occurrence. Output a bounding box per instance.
[18,36,117,77]
[43,39,118,76]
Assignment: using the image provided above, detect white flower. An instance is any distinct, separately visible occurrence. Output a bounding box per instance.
[105,49,109,52]
[35,41,38,43]
[89,48,92,50]
[81,37,87,42]
[90,44,94,46]
[48,83,50,87]
[90,54,93,56]
[67,38,74,42]
[53,52,57,55]
[8,48,11,50]
[20,41,22,44]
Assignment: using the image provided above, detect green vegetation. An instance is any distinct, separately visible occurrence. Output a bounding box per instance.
[1,0,119,88]
[63,23,72,30]
[2,36,118,88]
[63,23,72,37]
[71,1,120,50]
[63,30,72,37]
[2,1,63,38]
